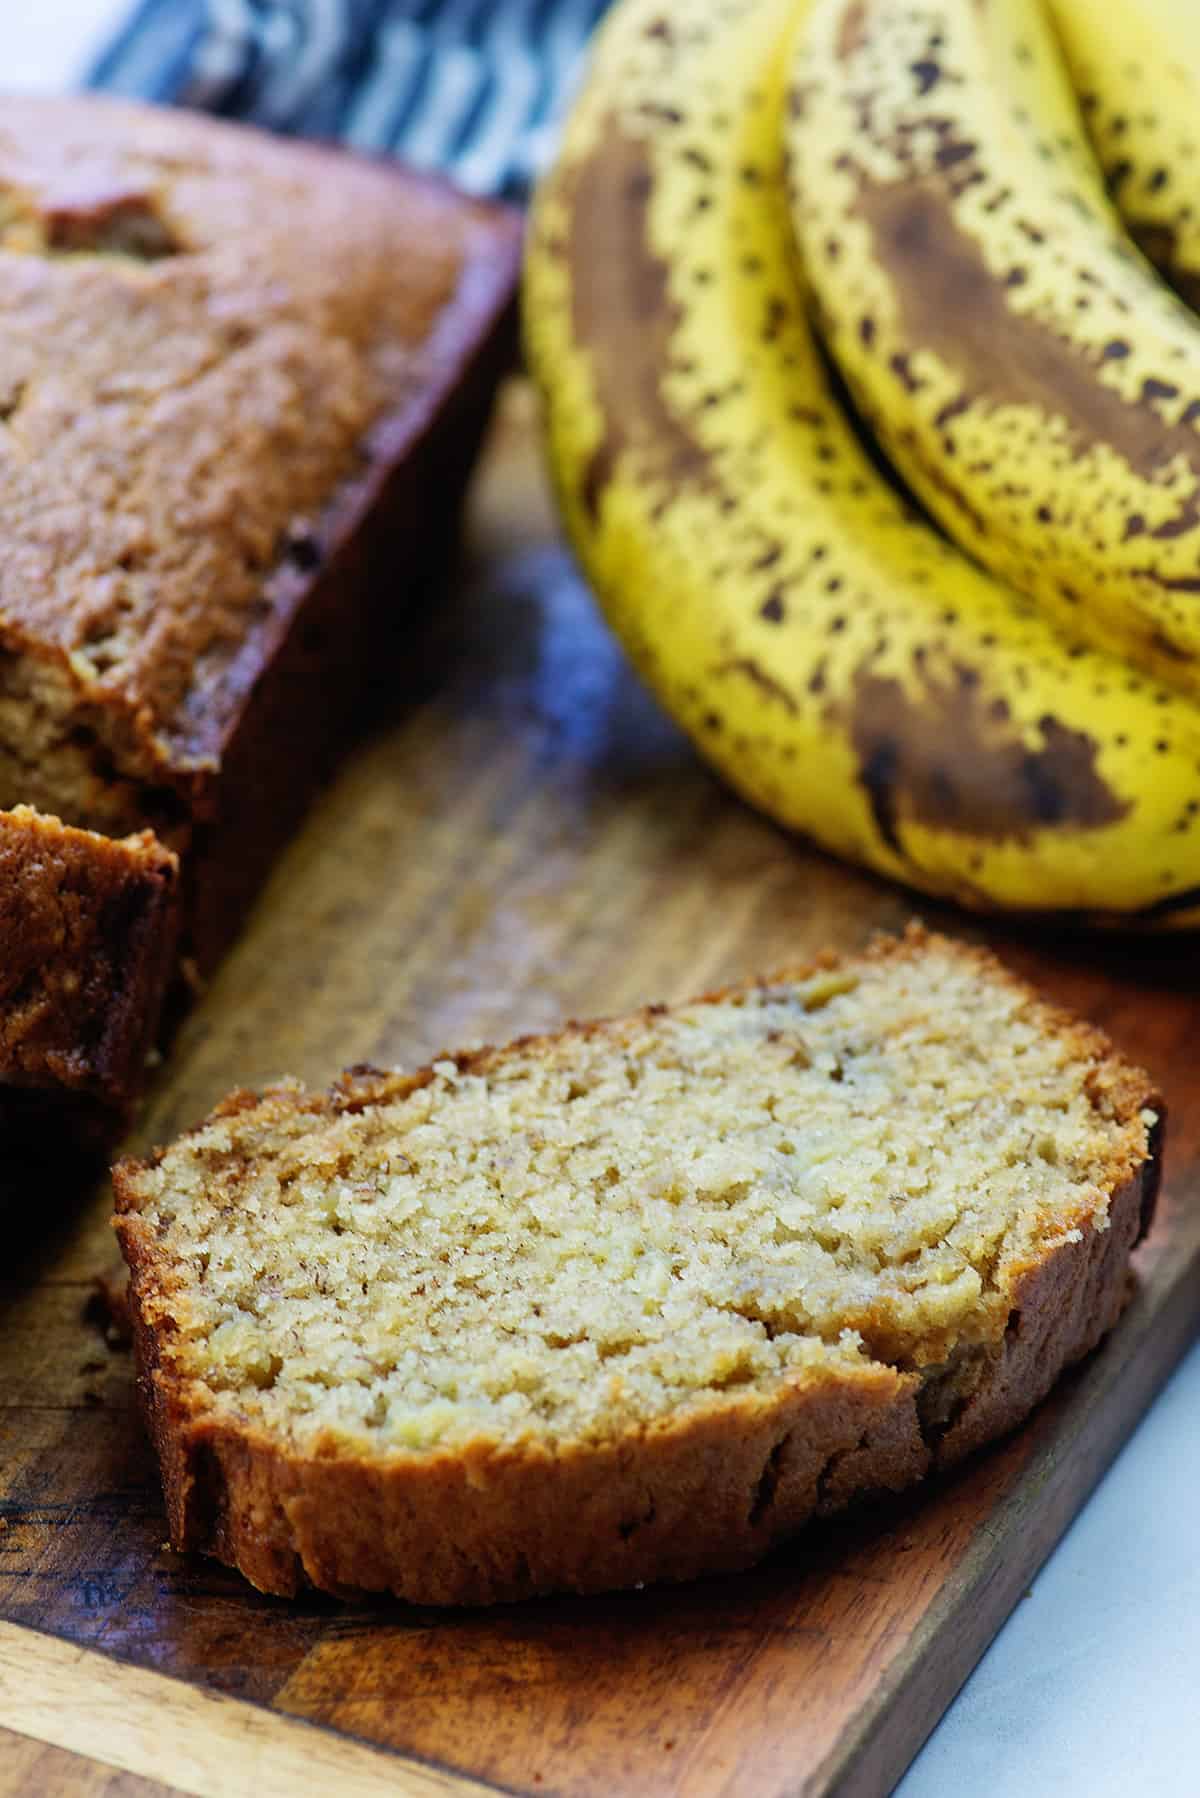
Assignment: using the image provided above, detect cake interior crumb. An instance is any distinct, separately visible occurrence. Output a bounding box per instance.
[127,944,1151,1453]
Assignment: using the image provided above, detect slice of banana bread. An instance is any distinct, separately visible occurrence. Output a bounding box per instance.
[0,805,178,1155]
[113,926,1162,1605]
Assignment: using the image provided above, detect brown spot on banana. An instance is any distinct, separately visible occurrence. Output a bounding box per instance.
[836,1,867,62]
[1139,570,1200,596]
[1148,629,1195,663]
[853,178,1200,536]
[526,0,1200,925]
[566,127,716,525]
[836,665,1130,858]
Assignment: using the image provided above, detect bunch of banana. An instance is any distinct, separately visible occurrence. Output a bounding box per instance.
[788,0,1200,692]
[1047,0,1200,309]
[523,0,1200,926]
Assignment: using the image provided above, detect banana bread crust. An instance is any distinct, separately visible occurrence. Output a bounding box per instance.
[113,929,1164,1604]
[0,805,179,1152]
[179,228,520,969]
[0,96,521,964]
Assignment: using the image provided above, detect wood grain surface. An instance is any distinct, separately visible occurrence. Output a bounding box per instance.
[1,381,1198,1798]
[0,1621,477,1798]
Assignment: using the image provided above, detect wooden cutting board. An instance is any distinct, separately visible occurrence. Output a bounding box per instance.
[0,381,1197,1798]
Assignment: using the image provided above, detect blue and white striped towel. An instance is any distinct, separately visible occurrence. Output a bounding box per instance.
[88,0,612,201]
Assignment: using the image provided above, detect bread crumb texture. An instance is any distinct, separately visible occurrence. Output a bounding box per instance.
[117,932,1157,1464]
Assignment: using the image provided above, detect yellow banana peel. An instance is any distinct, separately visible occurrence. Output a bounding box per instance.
[524,0,1200,925]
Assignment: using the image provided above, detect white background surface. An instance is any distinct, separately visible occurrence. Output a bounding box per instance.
[8,7,1200,1794]
[7,0,116,89]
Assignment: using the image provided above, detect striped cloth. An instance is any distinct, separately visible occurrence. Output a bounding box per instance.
[87,0,612,200]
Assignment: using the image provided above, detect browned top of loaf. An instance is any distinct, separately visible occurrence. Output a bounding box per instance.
[0,95,516,775]
[0,803,177,1094]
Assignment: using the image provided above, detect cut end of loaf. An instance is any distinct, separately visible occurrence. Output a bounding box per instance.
[113,927,1161,1610]
[0,804,180,1153]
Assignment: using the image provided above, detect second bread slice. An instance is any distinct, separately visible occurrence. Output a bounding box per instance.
[114,926,1162,1604]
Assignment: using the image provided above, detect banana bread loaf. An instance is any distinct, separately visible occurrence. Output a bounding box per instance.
[0,95,520,968]
[113,927,1163,1604]
[0,806,178,1155]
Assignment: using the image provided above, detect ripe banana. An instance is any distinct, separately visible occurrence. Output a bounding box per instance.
[523,0,1200,924]
[787,0,1200,697]
[1046,0,1200,310]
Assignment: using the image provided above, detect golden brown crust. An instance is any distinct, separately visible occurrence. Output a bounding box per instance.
[113,927,1164,1603]
[180,217,520,969]
[0,95,510,774]
[0,95,522,967]
[0,805,178,1153]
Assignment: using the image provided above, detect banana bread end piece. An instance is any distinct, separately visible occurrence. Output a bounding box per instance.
[113,927,1163,1603]
[0,805,178,1155]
